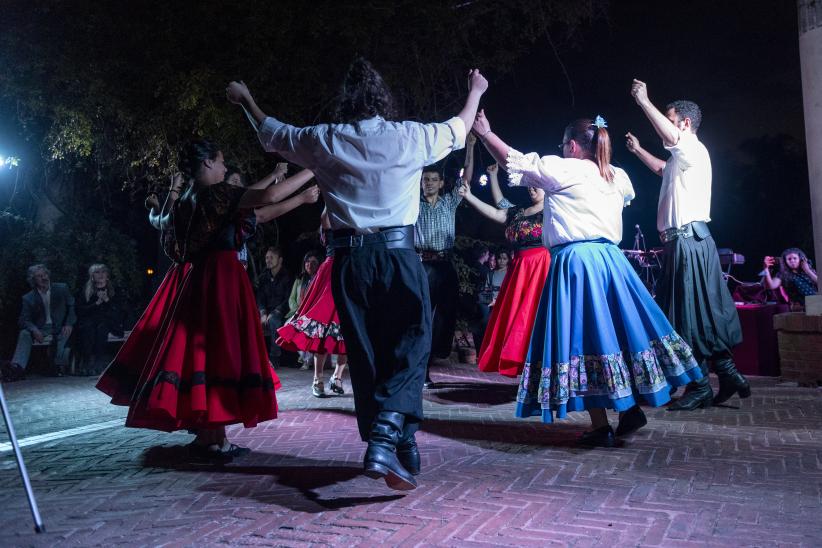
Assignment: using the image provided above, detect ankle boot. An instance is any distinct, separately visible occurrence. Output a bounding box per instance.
[363,411,417,490]
[397,425,420,476]
[712,356,751,405]
[668,361,712,411]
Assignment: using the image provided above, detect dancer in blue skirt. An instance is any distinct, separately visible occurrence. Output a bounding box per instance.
[473,111,702,447]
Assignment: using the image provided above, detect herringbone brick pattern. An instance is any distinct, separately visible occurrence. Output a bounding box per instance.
[1,363,821,546]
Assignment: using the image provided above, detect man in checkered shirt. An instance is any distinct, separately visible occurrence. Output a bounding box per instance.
[415,134,476,387]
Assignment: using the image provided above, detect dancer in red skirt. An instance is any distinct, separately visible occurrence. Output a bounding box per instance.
[97,139,318,461]
[458,162,551,377]
[277,211,348,397]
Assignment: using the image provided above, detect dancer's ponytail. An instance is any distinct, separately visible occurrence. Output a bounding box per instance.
[564,116,614,183]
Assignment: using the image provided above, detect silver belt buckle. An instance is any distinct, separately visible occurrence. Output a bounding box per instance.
[349,234,364,247]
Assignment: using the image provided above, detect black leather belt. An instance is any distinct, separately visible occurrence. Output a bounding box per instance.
[328,225,415,250]
[659,221,710,244]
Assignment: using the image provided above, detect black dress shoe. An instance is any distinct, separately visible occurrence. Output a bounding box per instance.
[616,405,647,437]
[668,361,713,411]
[2,362,26,382]
[363,411,417,490]
[578,425,616,448]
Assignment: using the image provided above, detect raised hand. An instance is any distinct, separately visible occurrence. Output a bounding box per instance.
[466,131,477,147]
[473,109,491,137]
[274,162,288,179]
[457,179,472,198]
[468,69,488,94]
[300,185,320,204]
[763,256,776,268]
[625,132,640,153]
[631,79,649,106]
[486,163,498,175]
[226,80,251,104]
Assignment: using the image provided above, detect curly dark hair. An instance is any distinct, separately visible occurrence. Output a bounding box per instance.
[665,100,702,133]
[333,57,397,123]
[178,138,221,180]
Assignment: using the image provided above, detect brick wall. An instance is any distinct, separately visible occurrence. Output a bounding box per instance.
[774,312,822,386]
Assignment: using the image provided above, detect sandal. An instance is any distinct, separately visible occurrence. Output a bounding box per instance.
[312,379,325,398]
[328,376,344,395]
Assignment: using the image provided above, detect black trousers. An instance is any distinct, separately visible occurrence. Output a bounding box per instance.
[331,246,432,441]
[422,259,459,359]
[656,224,742,363]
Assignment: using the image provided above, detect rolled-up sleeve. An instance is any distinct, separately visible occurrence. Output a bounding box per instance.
[257,116,322,169]
[416,117,467,166]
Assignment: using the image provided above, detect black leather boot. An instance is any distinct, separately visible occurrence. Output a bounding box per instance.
[712,355,751,405]
[668,361,712,411]
[363,411,417,490]
[397,425,420,476]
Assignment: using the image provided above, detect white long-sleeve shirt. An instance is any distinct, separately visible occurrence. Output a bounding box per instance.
[257,115,466,233]
[657,130,712,231]
[506,150,635,248]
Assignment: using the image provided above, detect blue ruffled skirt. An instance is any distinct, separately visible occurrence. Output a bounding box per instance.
[515,239,702,423]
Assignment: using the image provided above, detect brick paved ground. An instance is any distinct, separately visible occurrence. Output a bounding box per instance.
[1,362,821,547]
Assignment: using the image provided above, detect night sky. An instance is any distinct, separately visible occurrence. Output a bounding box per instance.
[0,1,811,283]
[460,0,808,280]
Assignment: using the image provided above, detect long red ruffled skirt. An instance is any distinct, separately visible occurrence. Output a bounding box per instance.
[478,246,551,377]
[276,256,346,355]
[96,251,280,432]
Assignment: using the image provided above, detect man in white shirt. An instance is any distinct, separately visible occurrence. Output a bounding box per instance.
[627,79,748,411]
[227,58,487,490]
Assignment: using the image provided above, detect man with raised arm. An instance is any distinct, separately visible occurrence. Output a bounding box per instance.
[627,79,748,411]
[227,58,487,490]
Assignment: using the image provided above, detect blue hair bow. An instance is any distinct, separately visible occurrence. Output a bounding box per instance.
[593,115,608,129]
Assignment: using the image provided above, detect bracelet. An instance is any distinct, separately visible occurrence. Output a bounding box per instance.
[479,130,493,140]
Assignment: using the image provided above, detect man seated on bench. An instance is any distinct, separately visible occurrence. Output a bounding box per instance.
[3,264,75,381]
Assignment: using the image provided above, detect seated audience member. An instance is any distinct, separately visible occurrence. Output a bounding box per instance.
[256,247,293,367]
[3,265,75,380]
[74,264,124,375]
[763,248,818,310]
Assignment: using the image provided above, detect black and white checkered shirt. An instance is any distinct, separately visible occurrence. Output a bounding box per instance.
[415,186,462,251]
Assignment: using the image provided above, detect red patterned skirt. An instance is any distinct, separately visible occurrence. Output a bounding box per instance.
[478,246,551,377]
[96,251,280,432]
[276,255,346,355]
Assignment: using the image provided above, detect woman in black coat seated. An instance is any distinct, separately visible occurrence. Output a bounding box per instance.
[75,264,123,374]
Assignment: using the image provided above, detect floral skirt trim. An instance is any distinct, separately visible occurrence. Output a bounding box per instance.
[276,314,346,355]
[514,332,702,423]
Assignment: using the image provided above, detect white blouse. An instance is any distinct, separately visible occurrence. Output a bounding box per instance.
[657,130,712,232]
[506,150,635,248]
[257,115,466,233]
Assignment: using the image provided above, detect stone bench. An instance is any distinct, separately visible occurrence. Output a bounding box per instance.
[774,312,822,386]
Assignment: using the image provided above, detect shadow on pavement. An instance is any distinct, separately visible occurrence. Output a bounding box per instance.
[141,446,404,512]
[422,381,518,406]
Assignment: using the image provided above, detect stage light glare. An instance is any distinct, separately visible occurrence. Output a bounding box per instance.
[0,156,20,169]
